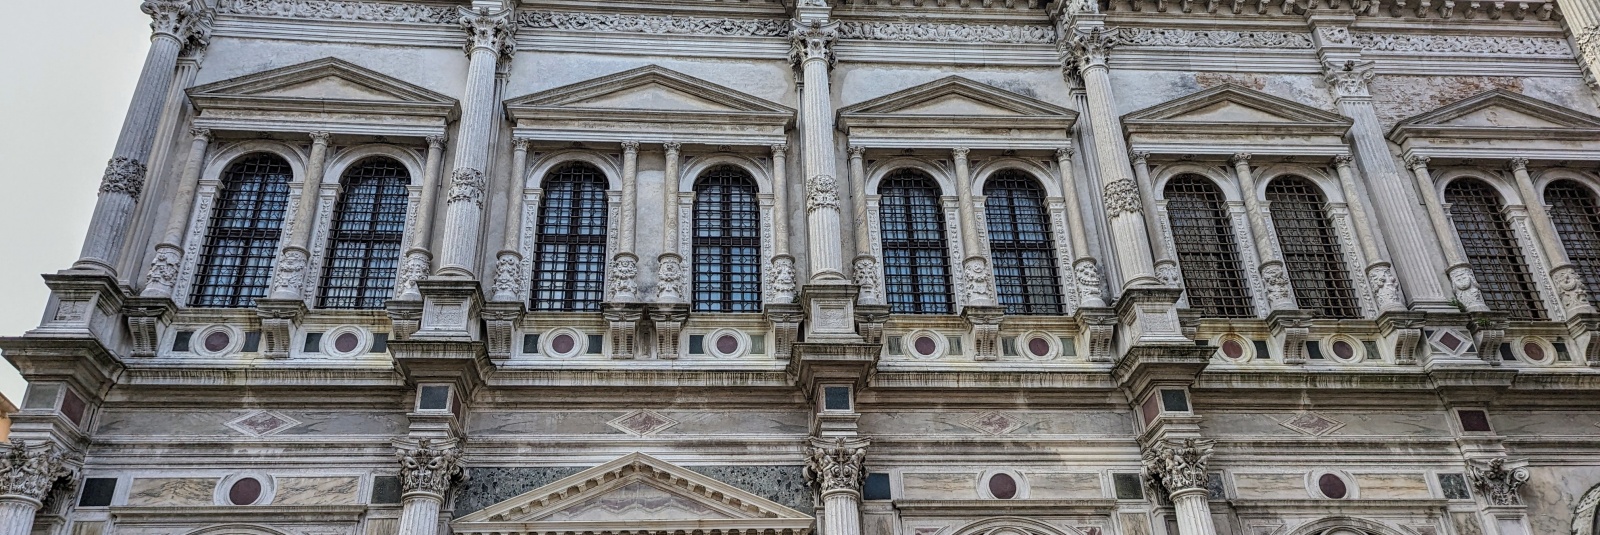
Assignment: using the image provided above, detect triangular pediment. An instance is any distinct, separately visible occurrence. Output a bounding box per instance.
[1122,84,1350,128]
[453,453,812,534]
[1393,90,1600,131]
[188,57,456,106]
[506,65,793,115]
[839,76,1073,118]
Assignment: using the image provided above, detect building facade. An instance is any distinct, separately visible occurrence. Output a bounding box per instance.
[5,0,1600,534]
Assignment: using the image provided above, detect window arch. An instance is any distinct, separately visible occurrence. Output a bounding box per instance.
[692,165,762,312]
[878,169,954,314]
[983,170,1063,315]
[1546,179,1600,307]
[1164,174,1255,318]
[1444,178,1545,320]
[532,162,609,312]
[316,157,411,309]
[191,153,294,308]
[1264,176,1360,318]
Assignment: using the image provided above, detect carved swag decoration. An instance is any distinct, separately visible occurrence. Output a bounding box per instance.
[1142,438,1215,495]
[396,439,467,497]
[0,440,79,502]
[804,437,869,494]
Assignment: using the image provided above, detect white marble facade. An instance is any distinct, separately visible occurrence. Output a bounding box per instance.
[7,0,1600,535]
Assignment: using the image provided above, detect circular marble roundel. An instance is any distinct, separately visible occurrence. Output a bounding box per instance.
[1027,337,1051,358]
[1523,342,1545,361]
[716,334,739,354]
[988,473,1017,499]
[1331,340,1355,360]
[229,477,262,505]
[334,332,360,353]
[913,336,937,356]
[204,331,231,353]
[551,334,576,354]
[1221,339,1245,360]
[1318,473,1348,499]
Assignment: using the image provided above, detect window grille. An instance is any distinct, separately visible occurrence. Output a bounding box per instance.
[692,165,762,312]
[1545,179,1600,307]
[1264,176,1360,318]
[1164,174,1255,318]
[878,169,954,314]
[532,162,609,311]
[191,153,293,308]
[983,170,1063,315]
[317,157,410,309]
[1444,178,1545,320]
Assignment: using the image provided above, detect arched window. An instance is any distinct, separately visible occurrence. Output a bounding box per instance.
[191,153,293,308]
[983,170,1062,315]
[1444,178,1545,320]
[1264,176,1360,318]
[878,169,954,314]
[692,165,762,312]
[532,162,609,311]
[1546,179,1600,307]
[1164,174,1255,318]
[317,157,411,309]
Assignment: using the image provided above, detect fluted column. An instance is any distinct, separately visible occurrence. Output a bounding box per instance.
[1231,153,1295,310]
[792,20,846,283]
[1563,0,1600,93]
[140,128,212,298]
[1057,148,1105,307]
[1406,155,1489,312]
[1067,28,1159,289]
[847,146,880,304]
[268,132,332,300]
[437,7,515,279]
[1508,157,1595,315]
[806,437,869,535]
[1129,151,1180,287]
[951,148,996,306]
[491,138,532,302]
[772,144,800,303]
[0,441,78,535]
[398,135,447,300]
[395,439,464,535]
[1325,61,1448,306]
[1332,155,1405,312]
[75,0,207,275]
[1143,439,1216,535]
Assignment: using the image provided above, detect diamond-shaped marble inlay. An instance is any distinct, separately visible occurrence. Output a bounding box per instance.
[1438,331,1462,351]
[1279,411,1346,437]
[608,409,679,436]
[960,411,1027,435]
[225,410,301,437]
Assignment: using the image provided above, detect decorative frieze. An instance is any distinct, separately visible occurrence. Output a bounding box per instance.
[804,437,869,494]
[520,11,788,37]
[837,21,1053,44]
[1351,31,1572,56]
[1142,438,1215,494]
[215,0,459,24]
[1115,27,1312,49]
[396,439,466,497]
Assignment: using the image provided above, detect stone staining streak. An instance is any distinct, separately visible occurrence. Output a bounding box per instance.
[1369,75,1522,128]
[1351,32,1572,56]
[520,11,790,37]
[215,0,460,24]
[1115,28,1312,49]
[837,21,1055,44]
[1467,458,1529,506]
[396,439,466,497]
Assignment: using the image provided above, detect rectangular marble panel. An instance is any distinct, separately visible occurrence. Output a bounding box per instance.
[1119,513,1151,535]
[365,519,398,535]
[126,477,217,506]
[1028,472,1104,499]
[273,476,360,505]
[858,411,1130,436]
[72,522,104,535]
[1452,513,1484,535]
[1354,473,1430,499]
[1198,411,1450,438]
[466,411,807,436]
[1488,411,1600,437]
[1231,473,1305,500]
[902,472,979,500]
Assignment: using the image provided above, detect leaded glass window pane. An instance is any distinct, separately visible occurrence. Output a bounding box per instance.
[532,162,609,311]
[1546,179,1600,307]
[1445,178,1545,320]
[879,169,954,314]
[1264,176,1360,318]
[317,157,410,309]
[693,165,761,312]
[191,153,293,308]
[983,170,1063,315]
[1165,174,1255,318]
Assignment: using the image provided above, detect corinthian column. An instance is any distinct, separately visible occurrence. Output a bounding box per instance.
[1332,155,1405,312]
[1057,148,1105,307]
[141,128,211,298]
[1129,151,1180,287]
[1405,155,1489,312]
[773,144,800,303]
[805,437,870,535]
[1508,157,1596,316]
[1562,0,1600,93]
[395,439,465,535]
[437,7,515,279]
[1142,439,1217,535]
[847,146,879,304]
[75,0,209,275]
[398,135,447,300]
[951,148,996,306]
[791,20,847,283]
[0,441,79,535]
[491,138,532,302]
[1066,27,1159,289]
[268,132,332,300]
[1230,154,1296,310]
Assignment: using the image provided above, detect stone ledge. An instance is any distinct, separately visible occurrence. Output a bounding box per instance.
[110,505,367,522]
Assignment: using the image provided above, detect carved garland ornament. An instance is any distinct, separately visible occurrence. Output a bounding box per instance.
[1142,438,1214,495]
[0,441,79,502]
[1115,27,1312,49]
[1102,179,1143,217]
[804,437,869,494]
[838,21,1054,44]
[216,0,460,24]
[396,439,466,496]
[521,11,789,37]
[100,157,148,197]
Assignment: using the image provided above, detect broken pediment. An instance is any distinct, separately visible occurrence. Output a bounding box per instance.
[186,57,457,137]
[504,66,794,145]
[837,76,1076,150]
[453,453,813,535]
[1388,90,1600,159]
[1120,84,1352,157]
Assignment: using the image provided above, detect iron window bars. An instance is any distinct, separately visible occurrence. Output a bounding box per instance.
[1264,176,1361,318]
[1445,178,1546,320]
[532,162,609,311]
[1545,179,1600,307]
[878,169,955,314]
[317,157,411,309]
[983,170,1063,315]
[191,153,293,308]
[692,165,762,312]
[1165,174,1256,318]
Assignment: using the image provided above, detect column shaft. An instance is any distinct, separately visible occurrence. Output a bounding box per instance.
[1336,97,1448,304]
[1509,158,1595,315]
[396,493,443,535]
[1407,156,1489,312]
[141,128,212,298]
[1333,156,1405,312]
[1057,149,1105,307]
[619,141,639,254]
[437,25,507,277]
[1079,61,1158,288]
[491,138,532,302]
[0,498,38,535]
[662,143,682,254]
[796,28,846,282]
[1563,0,1600,93]
[268,133,331,300]
[952,148,982,257]
[1232,154,1294,310]
[847,147,867,260]
[822,491,863,535]
[774,144,791,256]
[413,136,447,254]
[1170,490,1217,535]
[1129,152,1178,285]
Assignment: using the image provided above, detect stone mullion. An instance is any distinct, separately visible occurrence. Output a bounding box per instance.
[1405,156,1490,312]
[1055,148,1105,308]
[1332,155,1406,313]
[656,143,686,304]
[267,132,332,300]
[847,146,881,304]
[141,128,212,298]
[951,148,996,307]
[1508,158,1596,316]
[1230,154,1296,311]
[1129,152,1180,288]
[398,136,447,300]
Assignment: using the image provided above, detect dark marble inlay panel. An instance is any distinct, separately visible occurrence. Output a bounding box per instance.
[688,465,810,511]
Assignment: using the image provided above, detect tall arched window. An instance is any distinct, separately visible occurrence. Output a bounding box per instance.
[317,157,411,309]
[1165,174,1255,318]
[1264,176,1360,318]
[692,165,762,312]
[983,170,1062,315]
[532,162,609,312]
[1444,178,1545,320]
[191,153,294,308]
[1546,179,1600,307]
[878,169,954,314]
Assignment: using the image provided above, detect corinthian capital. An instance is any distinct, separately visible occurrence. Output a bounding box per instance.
[789,20,839,69]
[1467,457,1528,506]
[1142,438,1214,495]
[142,0,205,43]
[459,7,517,58]
[804,437,870,495]
[1322,59,1376,99]
[1068,27,1118,70]
[395,439,466,497]
[0,440,80,503]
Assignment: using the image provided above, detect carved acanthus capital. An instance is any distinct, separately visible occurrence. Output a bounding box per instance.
[1507,157,1530,172]
[425,135,448,149]
[789,19,839,68]
[619,140,639,154]
[458,7,517,58]
[1404,154,1431,172]
[1102,179,1143,217]
[1331,154,1353,167]
[1323,59,1376,99]
[804,437,870,495]
[1467,457,1529,506]
[0,440,80,503]
[1056,147,1075,162]
[308,131,333,145]
[1130,151,1151,167]
[1230,152,1253,166]
[807,175,841,213]
[142,0,205,43]
[514,137,534,152]
[663,142,682,156]
[395,439,466,497]
[189,127,213,142]
[951,147,971,160]
[775,144,792,158]
[1068,27,1118,70]
[447,167,486,207]
[1142,438,1214,495]
[100,157,148,197]
[846,146,863,159]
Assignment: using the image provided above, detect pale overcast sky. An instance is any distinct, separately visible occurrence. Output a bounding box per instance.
[0,2,150,402]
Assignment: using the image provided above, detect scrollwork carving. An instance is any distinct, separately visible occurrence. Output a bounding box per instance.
[1116,27,1312,49]
[804,437,869,495]
[1352,31,1571,56]
[521,11,789,37]
[216,0,459,24]
[837,21,1054,44]
[1142,438,1214,495]
[1103,179,1143,217]
[395,439,466,497]
[100,157,148,197]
